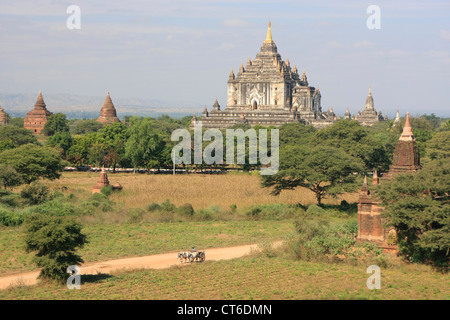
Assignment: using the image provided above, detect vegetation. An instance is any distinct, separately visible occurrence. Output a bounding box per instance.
[376,159,449,270]
[24,213,88,283]
[0,144,64,184]
[0,113,448,299]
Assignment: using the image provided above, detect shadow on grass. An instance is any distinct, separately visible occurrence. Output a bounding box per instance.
[81,273,114,284]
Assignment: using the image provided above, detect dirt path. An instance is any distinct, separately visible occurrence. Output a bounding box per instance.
[0,241,281,290]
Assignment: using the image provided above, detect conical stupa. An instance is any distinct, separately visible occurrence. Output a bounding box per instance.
[24,91,53,134]
[0,105,8,125]
[97,92,120,125]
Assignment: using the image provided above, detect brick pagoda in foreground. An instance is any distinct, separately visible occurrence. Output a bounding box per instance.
[357,112,420,249]
[24,91,53,134]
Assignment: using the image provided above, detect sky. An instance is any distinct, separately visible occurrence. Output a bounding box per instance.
[0,0,449,117]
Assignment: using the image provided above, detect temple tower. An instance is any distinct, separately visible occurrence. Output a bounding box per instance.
[97,92,120,125]
[357,113,421,248]
[0,105,8,125]
[382,112,421,180]
[24,91,53,134]
[356,86,384,126]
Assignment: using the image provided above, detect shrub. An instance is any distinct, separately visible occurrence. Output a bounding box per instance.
[246,206,262,218]
[306,204,326,216]
[0,208,24,226]
[128,208,144,223]
[24,213,88,283]
[229,204,237,213]
[31,199,77,216]
[147,202,161,212]
[20,182,50,205]
[101,185,113,197]
[160,199,176,213]
[0,190,22,207]
[177,203,195,217]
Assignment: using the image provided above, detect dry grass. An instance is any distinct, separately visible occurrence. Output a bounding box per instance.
[47,172,359,211]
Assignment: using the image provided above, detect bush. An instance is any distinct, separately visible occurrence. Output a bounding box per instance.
[0,208,24,226]
[246,206,262,218]
[306,204,326,216]
[147,202,161,212]
[31,199,77,216]
[0,190,22,207]
[101,185,113,197]
[128,208,144,223]
[20,182,50,205]
[177,203,195,217]
[24,213,88,283]
[229,204,237,213]
[160,199,176,213]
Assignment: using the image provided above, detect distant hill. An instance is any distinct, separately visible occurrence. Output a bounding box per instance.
[0,93,199,119]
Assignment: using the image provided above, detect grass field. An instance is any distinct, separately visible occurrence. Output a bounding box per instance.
[48,171,359,210]
[1,172,447,300]
[0,220,295,275]
[2,255,448,300]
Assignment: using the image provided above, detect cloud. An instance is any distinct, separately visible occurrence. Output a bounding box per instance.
[221,19,249,28]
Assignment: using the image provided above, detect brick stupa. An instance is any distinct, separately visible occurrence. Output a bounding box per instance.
[96,92,120,125]
[382,112,421,180]
[92,168,122,194]
[24,91,52,134]
[357,112,421,249]
[92,168,110,194]
[0,105,8,125]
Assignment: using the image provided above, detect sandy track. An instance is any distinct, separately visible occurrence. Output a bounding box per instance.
[0,242,280,290]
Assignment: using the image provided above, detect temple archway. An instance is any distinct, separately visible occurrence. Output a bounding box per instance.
[252,100,258,110]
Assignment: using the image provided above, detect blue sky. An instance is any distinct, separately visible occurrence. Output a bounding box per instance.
[0,0,449,117]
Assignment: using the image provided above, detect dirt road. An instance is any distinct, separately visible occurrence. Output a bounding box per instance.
[0,241,281,290]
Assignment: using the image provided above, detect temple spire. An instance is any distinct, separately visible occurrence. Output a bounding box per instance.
[264,21,273,44]
[373,169,379,185]
[399,112,414,141]
[35,90,46,109]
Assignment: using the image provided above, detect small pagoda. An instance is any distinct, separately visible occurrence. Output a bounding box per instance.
[97,92,120,125]
[92,168,122,194]
[0,105,8,125]
[24,91,53,134]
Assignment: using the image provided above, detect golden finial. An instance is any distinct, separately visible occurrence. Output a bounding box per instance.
[264,21,273,44]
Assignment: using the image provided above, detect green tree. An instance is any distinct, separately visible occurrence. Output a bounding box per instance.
[71,119,103,135]
[66,134,96,166]
[47,131,73,158]
[314,120,392,172]
[0,125,38,151]
[375,159,450,270]
[0,144,64,184]
[43,113,70,136]
[426,131,450,160]
[125,118,166,171]
[24,213,88,283]
[0,166,22,190]
[262,145,364,205]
